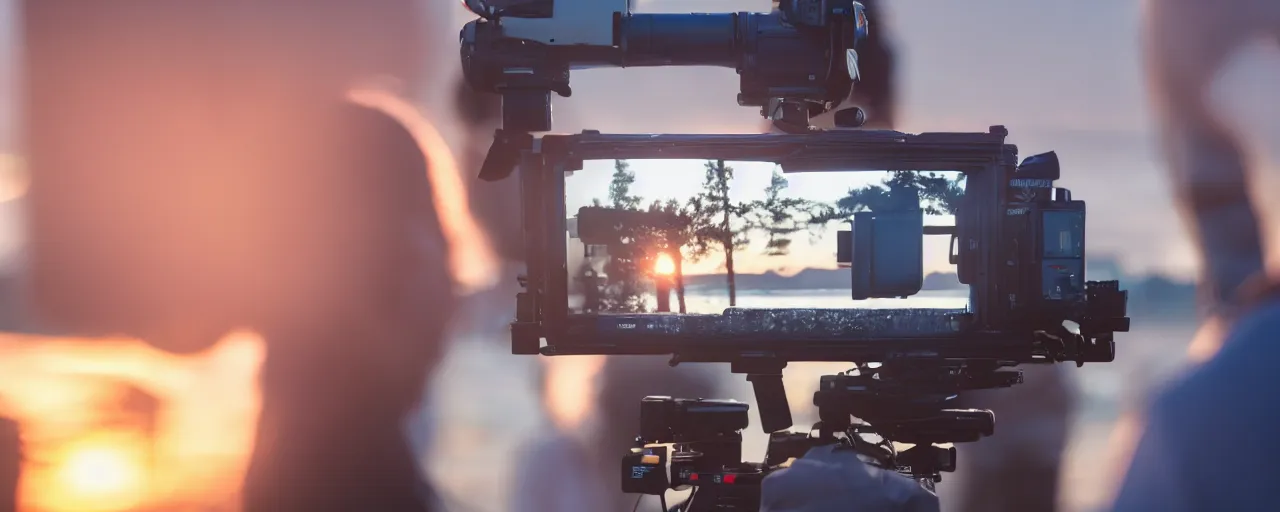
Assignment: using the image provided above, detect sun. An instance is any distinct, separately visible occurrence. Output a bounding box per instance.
[654,252,676,276]
[52,439,146,511]
[63,447,136,494]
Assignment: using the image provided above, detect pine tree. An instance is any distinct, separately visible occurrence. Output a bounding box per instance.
[687,160,754,306]
[587,159,648,313]
[751,170,813,256]
[836,171,965,215]
[608,159,641,210]
[652,199,693,313]
[809,172,967,228]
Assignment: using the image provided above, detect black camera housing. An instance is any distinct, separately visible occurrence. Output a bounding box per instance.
[460,0,869,133]
[504,126,1128,367]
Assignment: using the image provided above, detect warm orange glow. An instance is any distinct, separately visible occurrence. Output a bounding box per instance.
[654,253,677,276]
[347,86,500,295]
[544,355,607,431]
[1099,411,1146,507]
[0,154,29,202]
[54,435,145,511]
[0,331,265,511]
[1186,315,1227,363]
[63,447,134,494]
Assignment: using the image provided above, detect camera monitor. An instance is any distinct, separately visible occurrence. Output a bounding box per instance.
[508,128,1126,365]
[565,160,962,316]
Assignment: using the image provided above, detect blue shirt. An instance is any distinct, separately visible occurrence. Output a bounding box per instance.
[1110,299,1280,511]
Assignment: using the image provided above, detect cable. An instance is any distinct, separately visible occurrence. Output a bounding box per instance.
[660,493,669,512]
[632,494,644,512]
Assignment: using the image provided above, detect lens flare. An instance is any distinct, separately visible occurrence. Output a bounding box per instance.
[544,355,607,431]
[62,445,138,496]
[47,434,148,512]
[0,331,265,511]
[654,253,676,276]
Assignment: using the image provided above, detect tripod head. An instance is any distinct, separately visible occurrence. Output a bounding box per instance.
[747,359,1016,483]
[622,359,1023,510]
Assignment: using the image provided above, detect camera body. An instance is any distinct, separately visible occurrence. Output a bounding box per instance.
[621,397,767,511]
[620,364,1014,507]
[460,0,868,133]
[500,128,1129,510]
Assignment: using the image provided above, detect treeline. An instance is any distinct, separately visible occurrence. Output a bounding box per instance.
[579,160,964,312]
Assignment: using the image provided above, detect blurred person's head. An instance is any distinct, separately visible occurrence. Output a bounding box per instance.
[21,2,468,351]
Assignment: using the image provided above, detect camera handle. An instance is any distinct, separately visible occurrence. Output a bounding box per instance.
[728,359,793,434]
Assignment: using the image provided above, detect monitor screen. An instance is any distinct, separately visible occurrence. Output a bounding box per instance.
[561,158,970,317]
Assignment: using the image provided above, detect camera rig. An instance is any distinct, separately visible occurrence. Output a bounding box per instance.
[493,126,1128,510]
[494,127,1127,509]
[622,364,1018,510]
[506,127,1127,364]
[459,1,1129,509]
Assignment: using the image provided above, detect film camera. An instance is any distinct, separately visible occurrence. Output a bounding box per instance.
[459,1,1129,510]
[541,130,1127,511]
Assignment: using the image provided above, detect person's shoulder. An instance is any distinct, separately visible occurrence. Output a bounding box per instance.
[1146,298,1280,439]
[1174,300,1280,394]
[761,445,939,512]
[1126,302,1280,512]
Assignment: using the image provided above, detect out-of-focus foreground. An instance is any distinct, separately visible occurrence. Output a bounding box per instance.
[0,330,263,511]
[2,0,1280,511]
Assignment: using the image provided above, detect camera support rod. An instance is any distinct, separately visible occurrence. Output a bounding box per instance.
[480,126,1011,182]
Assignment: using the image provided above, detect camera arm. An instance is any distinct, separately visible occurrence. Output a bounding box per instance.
[460,0,870,133]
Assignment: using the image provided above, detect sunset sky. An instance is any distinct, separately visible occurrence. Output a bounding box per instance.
[5,0,1280,279]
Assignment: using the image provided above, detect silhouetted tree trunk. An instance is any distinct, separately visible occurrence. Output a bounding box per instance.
[717,164,738,307]
[726,254,737,306]
[690,160,749,306]
[675,255,687,313]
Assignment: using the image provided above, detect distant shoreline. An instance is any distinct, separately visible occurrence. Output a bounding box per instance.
[673,268,1198,320]
[679,268,965,292]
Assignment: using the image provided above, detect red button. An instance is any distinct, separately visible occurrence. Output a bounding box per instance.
[689,473,699,482]
[723,474,737,484]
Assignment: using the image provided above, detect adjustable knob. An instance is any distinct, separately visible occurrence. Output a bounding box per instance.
[834,107,867,128]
